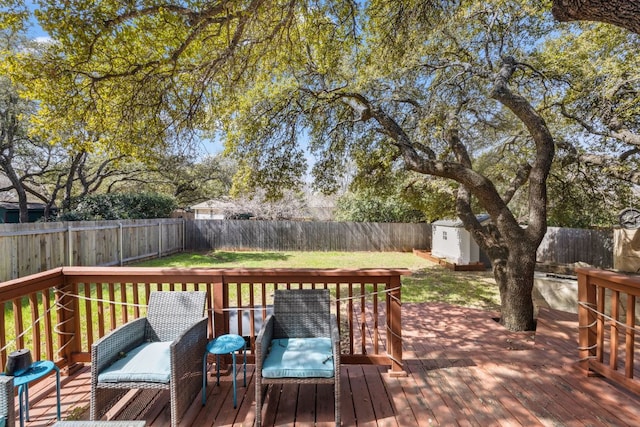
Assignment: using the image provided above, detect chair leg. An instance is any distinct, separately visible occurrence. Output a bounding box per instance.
[335,379,340,427]
[255,382,263,427]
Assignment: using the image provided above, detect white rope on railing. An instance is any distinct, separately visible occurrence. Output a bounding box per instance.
[52,288,84,355]
[198,286,402,313]
[51,283,402,311]
[577,355,598,362]
[2,285,403,356]
[0,300,58,354]
[332,286,402,304]
[0,288,74,354]
[54,287,148,308]
[577,300,640,334]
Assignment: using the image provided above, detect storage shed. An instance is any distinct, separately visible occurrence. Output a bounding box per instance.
[431,214,490,267]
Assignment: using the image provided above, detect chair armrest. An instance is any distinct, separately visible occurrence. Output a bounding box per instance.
[91,317,148,373]
[255,314,275,371]
[330,314,340,363]
[0,375,14,427]
[170,316,208,378]
[330,315,340,349]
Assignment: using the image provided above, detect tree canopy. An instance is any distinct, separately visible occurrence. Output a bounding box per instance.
[2,0,639,330]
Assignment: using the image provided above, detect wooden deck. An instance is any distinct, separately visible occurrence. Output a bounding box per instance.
[16,302,640,426]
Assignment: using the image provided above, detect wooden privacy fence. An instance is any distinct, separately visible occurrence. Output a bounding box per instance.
[185,219,432,252]
[0,219,615,283]
[0,267,407,375]
[537,227,612,269]
[576,267,640,395]
[0,219,185,281]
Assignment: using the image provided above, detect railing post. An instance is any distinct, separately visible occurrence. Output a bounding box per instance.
[626,295,636,378]
[387,274,405,376]
[56,276,82,375]
[577,269,597,373]
[212,275,229,337]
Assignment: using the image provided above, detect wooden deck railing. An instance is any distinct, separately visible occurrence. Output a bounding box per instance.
[0,267,407,376]
[577,267,640,394]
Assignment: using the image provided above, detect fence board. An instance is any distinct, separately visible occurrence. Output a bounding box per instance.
[537,227,613,269]
[185,220,432,252]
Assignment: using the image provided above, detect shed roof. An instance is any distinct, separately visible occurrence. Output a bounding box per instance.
[432,213,491,227]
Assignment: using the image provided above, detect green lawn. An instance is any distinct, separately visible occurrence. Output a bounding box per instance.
[134,251,501,310]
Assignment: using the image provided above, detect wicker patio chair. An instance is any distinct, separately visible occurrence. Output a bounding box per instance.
[90,291,207,427]
[0,375,14,427]
[255,289,340,426]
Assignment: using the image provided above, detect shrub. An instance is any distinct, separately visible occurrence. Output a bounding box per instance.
[59,193,177,220]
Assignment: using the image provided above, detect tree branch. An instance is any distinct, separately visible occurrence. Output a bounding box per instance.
[491,56,554,243]
[557,102,640,148]
[552,0,640,34]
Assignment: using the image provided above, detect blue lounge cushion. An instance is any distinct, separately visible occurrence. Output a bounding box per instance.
[98,341,171,384]
[262,338,334,378]
[0,417,5,427]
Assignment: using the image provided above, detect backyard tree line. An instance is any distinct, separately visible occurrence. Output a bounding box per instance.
[0,0,639,331]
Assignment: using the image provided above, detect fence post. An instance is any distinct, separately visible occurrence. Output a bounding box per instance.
[158,221,162,258]
[118,223,123,266]
[387,274,405,376]
[577,268,597,373]
[67,225,73,266]
[182,219,186,252]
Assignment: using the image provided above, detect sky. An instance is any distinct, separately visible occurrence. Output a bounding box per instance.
[24,1,49,41]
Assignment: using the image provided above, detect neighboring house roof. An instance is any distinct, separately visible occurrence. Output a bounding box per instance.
[432,213,491,227]
[190,199,237,211]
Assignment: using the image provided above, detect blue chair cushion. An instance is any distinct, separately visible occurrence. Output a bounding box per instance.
[98,341,171,384]
[0,417,5,427]
[262,338,334,378]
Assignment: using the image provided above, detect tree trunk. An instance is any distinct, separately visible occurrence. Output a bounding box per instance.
[492,247,537,331]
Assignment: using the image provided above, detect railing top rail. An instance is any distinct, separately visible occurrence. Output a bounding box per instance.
[576,267,640,294]
[0,267,64,301]
[211,267,411,278]
[59,266,411,278]
[0,267,409,293]
[576,267,640,283]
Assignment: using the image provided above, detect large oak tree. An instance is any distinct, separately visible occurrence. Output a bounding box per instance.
[2,0,638,330]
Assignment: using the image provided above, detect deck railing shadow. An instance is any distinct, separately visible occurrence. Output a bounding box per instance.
[0,267,408,379]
